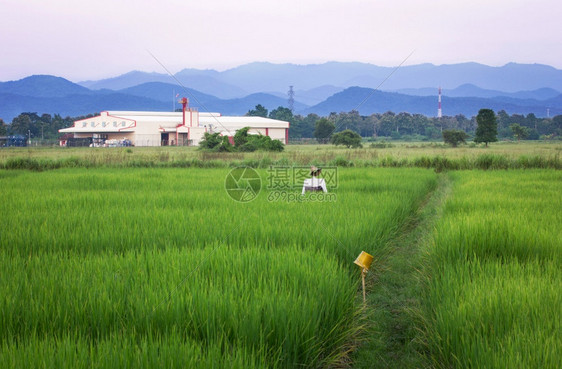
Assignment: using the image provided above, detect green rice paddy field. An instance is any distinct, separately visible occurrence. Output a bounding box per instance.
[421,170,561,368]
[0,155,560,367]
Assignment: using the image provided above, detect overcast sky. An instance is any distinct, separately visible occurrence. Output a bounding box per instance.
[1,0,560,82]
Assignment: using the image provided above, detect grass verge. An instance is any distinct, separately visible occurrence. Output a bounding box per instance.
[351,173,452,368]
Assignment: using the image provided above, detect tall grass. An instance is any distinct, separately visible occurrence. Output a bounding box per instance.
[1,143,561,170]
[420,170,562,368]
[0,167,437,367]
[2,153,560,170]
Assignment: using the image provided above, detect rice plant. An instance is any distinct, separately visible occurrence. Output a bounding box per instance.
[421,170,562,368]
[0,167,437,368]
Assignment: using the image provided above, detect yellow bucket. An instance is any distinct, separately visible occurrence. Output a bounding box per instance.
[354,251,373,270]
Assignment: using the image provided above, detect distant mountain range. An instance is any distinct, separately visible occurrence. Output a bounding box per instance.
[0,76,307,121]
[78,61,562,95]
[306,87,562,117]
[396,84,562,100]
[1,62,561,122]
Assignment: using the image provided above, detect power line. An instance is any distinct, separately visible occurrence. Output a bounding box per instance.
[331,50,416,135]
[146,49,233,135]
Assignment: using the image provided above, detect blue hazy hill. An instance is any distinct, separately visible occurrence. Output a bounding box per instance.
[0,75,94,98]
[0,77,306,121]
[396,84,560,100]
[306,87,561,117]
[2,67,561,121]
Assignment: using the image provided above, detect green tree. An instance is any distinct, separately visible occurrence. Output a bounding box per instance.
[510,123,531,141]
[551,115,562,137]
[289,113,320,139]
[496,110,511,131]
[474,108,498,147]
[233,127,250,147]
[442,129,469,147]
[330,129,363,148]
[52,114,71,137]
[246,104,268,117]
[314,118,335,144]
[38,114,52,140]
[336,110,362,133]
[395,112,414,135]
[269,106,293,122]
[379,111,396,137]
[368,114,382,138]
[0,119,7,136]
[10,114,33,136]
[526,113,538,131]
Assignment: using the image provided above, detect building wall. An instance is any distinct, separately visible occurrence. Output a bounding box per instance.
[108,133,134,141]
[134,119,181,146]
[133,134,162,147]
[76,114,134,130]
[74,133,92,139]
[249,128,266,135]
[73,132,135,144]
[268,128,286,143]
[187,109,199,127]
[189,127,206,146]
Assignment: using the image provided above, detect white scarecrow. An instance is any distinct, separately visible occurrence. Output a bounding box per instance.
[302,166,328,194]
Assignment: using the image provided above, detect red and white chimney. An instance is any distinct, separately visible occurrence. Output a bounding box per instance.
[180,97,189,126]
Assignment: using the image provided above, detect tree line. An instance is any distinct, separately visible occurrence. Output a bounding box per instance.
[0,112,96,140]
[250,105,561,141]
[1,107,560,143]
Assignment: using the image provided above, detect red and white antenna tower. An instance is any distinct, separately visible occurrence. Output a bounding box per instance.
[437,86,442,118]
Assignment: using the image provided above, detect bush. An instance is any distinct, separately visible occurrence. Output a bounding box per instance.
[266,138,285,152]
[330,129,363,148]
[216,136,235,152]
[200,128,284,152]
[330,156,354,167]
[413,156,432,168]
[442,129,469,147]
[233,127,250,147]
[475,154,509,170]
[199,132,224,150]
[238,141,258,152]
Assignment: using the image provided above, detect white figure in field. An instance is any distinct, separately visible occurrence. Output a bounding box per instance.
[302,166,328,194]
